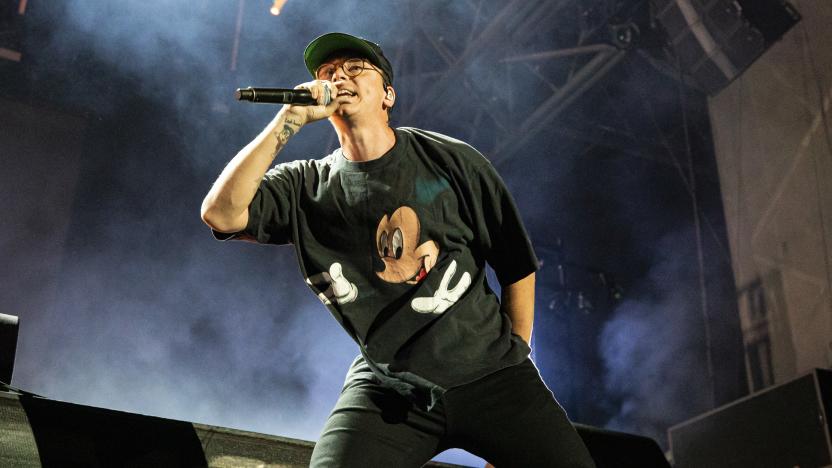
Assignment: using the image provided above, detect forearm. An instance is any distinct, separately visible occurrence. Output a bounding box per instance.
[501,272,535,345]
[201,108,303,232]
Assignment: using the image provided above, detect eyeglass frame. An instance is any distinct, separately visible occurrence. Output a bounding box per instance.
[315,57,390,89]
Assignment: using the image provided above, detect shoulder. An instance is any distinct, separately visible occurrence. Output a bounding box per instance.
[396,127,492,170]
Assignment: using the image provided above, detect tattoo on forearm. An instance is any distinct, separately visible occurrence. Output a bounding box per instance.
[272,118,301,157]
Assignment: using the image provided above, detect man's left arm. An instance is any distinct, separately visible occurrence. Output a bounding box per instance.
[501,272,535,345]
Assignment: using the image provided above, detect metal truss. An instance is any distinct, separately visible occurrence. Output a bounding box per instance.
[389,0,648,166]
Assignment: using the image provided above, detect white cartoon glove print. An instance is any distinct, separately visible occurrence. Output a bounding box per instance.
[306,262,358,305]
[411,260,471,314]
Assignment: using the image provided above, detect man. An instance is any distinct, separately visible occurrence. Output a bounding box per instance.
[201,32,594,467]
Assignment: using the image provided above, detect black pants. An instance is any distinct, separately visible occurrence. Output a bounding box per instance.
[309,358,596,467]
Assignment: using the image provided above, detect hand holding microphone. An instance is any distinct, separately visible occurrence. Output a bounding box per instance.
[238,80,339,127]
[235,85,331,106]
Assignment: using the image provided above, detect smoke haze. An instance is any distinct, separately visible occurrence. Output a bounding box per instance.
[2,1,743,465]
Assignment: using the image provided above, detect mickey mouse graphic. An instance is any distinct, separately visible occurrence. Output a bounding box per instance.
[375,206,439,284]
[305,205,470,313]
[375,206,470,314]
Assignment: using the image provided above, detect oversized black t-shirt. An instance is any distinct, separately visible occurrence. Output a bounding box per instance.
[217,127,538,409]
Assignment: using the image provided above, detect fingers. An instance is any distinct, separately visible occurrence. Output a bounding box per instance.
[329,262,342,278]
[410,261,472,315]
[411,296,439,314]
[287,80,340,123]
[321,81,342,113]
[446,271,471,300]
[438,259,457,292]
[295,80,337,106]
[328,262,359,304]
[320,82,332,106]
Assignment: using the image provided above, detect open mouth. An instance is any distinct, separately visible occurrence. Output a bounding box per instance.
[407,256,429,284]
[414,264,428,282]
[337,89,357,97]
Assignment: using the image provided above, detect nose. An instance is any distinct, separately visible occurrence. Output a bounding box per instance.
[332,63,350,82]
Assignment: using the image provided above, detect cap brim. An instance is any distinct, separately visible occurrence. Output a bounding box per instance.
[304,32,382,78]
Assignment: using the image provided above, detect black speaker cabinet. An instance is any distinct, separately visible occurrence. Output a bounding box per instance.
[650,0,800,95]
[669,368,832,468]
[575,424,670,468]
[1,387,675,467]
[0,391,461,467]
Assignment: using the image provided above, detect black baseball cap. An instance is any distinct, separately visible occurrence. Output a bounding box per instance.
[303,32,394,86]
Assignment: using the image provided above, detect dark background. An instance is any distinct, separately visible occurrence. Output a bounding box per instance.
[0,1,745,464]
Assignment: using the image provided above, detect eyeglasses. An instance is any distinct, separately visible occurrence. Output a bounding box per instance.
[316,58,380,82]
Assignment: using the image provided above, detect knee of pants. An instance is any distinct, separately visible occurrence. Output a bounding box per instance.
[309,383,444,468]
[442,360,596,468]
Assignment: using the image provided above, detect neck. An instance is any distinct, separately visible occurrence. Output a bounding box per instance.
[332,117,395,162]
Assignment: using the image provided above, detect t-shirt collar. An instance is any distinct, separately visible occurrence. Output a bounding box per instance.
[333,128,403,173]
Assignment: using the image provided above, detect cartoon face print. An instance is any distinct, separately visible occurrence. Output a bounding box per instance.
[375,206,439,284]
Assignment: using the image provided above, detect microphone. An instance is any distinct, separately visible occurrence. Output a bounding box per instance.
[234,87,331,105]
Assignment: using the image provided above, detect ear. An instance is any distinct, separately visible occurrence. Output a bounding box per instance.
[383,85,396,109]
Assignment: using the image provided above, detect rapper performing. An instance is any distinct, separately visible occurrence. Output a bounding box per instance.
[201,32,595,467]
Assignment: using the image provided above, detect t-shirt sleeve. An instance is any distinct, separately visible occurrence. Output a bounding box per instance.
[469,156,539,286]
[210,164,298,245]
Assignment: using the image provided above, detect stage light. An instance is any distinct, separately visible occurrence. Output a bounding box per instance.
[270,0,287,16]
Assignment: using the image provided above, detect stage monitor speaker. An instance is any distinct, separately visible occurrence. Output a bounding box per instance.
[669,368,832,468]
[650,0,800,96]
[0,388,672,467]
[0,313,19,384]
[0,391,462,467]
[575,424,670,468]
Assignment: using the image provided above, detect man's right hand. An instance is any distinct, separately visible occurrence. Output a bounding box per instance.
[201,79,339,234]
[281,80,340,127]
